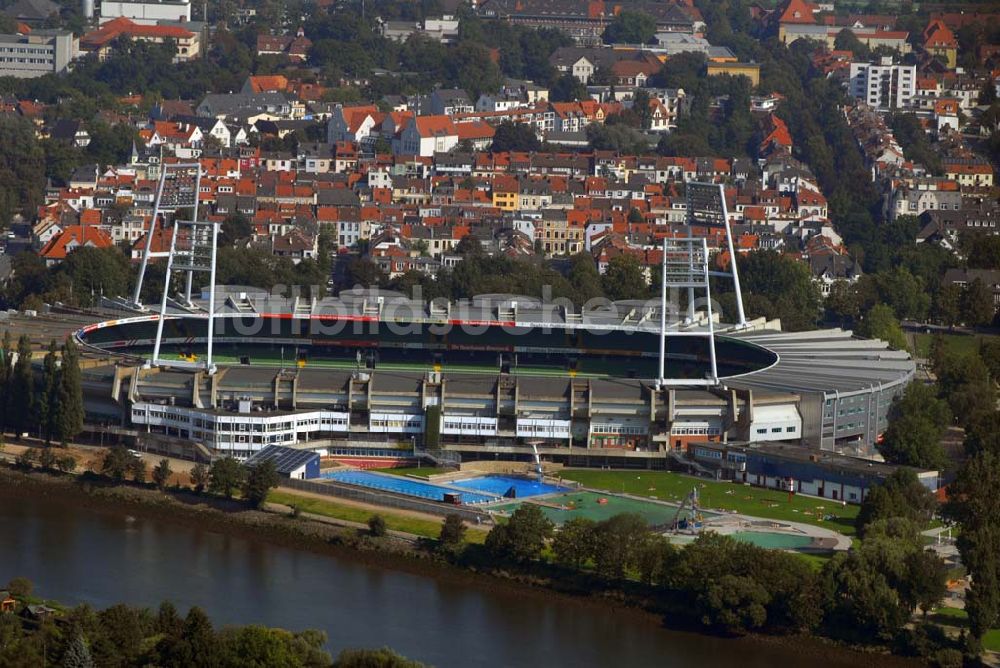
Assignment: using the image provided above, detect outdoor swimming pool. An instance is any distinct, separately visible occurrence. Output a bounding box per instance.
[730,531,815,550]
[321,470,496,505]
[450,476,567,498]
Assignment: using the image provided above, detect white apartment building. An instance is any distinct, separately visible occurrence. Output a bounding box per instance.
[0,30,77,78]
[849,58,916,110]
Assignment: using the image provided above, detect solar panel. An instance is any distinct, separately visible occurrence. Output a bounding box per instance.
[245,445,318,474]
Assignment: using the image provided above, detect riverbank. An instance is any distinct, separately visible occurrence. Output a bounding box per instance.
[0,466,920,667]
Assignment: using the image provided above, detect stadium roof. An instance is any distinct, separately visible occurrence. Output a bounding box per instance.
[728,329,914,396]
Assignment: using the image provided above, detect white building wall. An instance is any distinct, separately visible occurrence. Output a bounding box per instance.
[100,0,192,24]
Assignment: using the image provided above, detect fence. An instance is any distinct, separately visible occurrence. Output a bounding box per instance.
[279,477,492,523]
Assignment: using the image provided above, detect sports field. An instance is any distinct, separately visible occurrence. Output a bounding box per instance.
[557,470,859,536]
[160,351,621,378]
[493,491,695,526]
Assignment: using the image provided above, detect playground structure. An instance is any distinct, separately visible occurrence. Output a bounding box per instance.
[670,487,703,533]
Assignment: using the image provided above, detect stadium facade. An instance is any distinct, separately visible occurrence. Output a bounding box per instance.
[77,287,914,466]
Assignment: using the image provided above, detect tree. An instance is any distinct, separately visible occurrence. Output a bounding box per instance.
[833,28,870,59]
[636,535,675,585]
[601,255,648,301]
[591,513,648,579]
[484,503,553,563]
[980,81,998,106]
[153,601,184,640]
[603,11,656,45]
[438,514,466,550]
[878,382,950,470]
[549,73,588,102]
[243,459,279,508]
[825,280,861,325]
[552,517,596,569]
[490,120,540,153]
[567,253,604,305]
[39,340,59,443]
[0,116,46,224]
[960,278,995,327]
[57,338,84,442]
[586,123,651,155]
[855,468,936,536]
[735,251,822,331]
[6,577,33,597]
[58,246,131,307]
[218,213,254,247]
[190,462,209,492]
[368,514,387,537]
[208,457,245,498]
[945,451,1000,652]
[9,335,34,436]
[128,456,146,483]
[933,283,962,328]
[152,459,172,490]
[858,304,907,351]
[445,42,501,98]
[333,648,426,667]
[62,632,94,668]
[101,446,131,481]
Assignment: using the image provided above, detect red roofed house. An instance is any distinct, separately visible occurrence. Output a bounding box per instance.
[759,114,793,156]
[455,120,495,150]
[39,225,114,266]
[934,98,960,133]
[256,27,311,62]
[241,75,289,94]
[327,105,383,144]
[396,115,458,157]
[778,0,818,42]
[923,20,958,69]
[80,17,200,62]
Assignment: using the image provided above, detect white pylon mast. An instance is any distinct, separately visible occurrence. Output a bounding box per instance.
[137,162,219,374]
[685,182,747,328]
[133,162,203,307]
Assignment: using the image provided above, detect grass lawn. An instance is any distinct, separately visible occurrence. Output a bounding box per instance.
[558,470,859,536]
[930,607,1000,652]
[374,467,439,478]
[911,332,997,359]
[267,490,487,544]
[793,552,834,571]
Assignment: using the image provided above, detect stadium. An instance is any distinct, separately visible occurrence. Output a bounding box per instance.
[72,286,915,466]
[64,175,914,470]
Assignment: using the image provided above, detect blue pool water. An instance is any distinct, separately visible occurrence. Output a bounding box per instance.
[321,470,496,505]
[450,476,567,499]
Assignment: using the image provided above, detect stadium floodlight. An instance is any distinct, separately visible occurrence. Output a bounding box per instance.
[132,163,203,308]
[148,218,220,374]
[685,182,747,328]
[656,236,718,388]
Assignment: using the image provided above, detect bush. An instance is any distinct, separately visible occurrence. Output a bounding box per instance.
[15,448,36,469]
[438,514,466,550]
[930,648,963,668]
[368,514,387,537]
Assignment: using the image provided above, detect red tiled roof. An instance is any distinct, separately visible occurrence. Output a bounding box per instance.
[39,225,114,260]
[82,17,194,49]
[779,0,817,25]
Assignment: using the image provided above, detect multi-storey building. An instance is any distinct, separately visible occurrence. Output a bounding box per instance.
[848,58,916,110]
[0,30,76,78]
